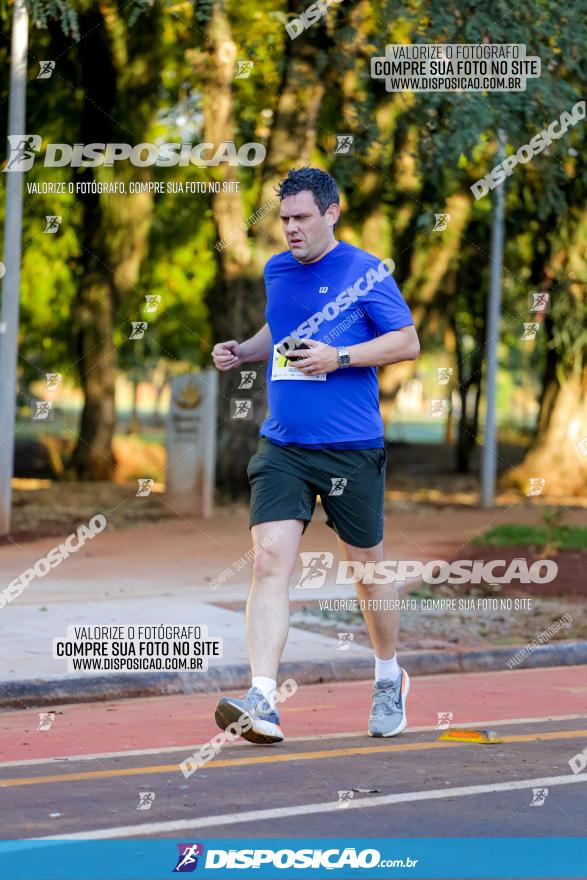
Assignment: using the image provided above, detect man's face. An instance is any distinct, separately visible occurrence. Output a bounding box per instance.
[279,190,340,263]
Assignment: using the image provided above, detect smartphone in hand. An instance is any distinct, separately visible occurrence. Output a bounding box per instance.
[284,342,311,362]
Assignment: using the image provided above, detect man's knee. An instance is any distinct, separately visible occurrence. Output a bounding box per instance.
[341,544,384,568]
[251,542,286,582]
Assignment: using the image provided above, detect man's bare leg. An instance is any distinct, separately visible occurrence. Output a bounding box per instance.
[336,537,399,658]
[215,519,304,744]
[336,536,409,737]
[246,519,304,680]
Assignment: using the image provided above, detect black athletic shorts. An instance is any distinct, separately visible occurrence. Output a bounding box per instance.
[247,437,387,548]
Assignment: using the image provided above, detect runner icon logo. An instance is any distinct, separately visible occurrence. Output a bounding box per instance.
[337,632,354,651]
[37,60,56,79]
[329,477,347,496]
[435,711,453,730]
[432,213,450,231]
[130,321,148,340]
[295,552,334,589]
[238,371,256,389]
[44,215,62,233]
[173,843,204,872]
[529,292,550,313]
[530,787,549,806]
[137,791,155,811]
[338,790,354,808]
[38,712,55,731]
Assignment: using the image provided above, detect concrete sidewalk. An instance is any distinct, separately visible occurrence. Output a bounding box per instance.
[1,509,585,707]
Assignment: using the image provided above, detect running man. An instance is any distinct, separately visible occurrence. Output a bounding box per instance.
[211,167,419,744]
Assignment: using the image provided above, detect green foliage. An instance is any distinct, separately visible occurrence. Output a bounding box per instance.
[1,0,585,453]
[472,523,587,551]
[25,0,78,38]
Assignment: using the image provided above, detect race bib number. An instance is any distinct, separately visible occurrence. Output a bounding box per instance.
[271,345,326,381]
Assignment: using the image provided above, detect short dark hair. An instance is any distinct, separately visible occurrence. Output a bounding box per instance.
[276,167,340,214]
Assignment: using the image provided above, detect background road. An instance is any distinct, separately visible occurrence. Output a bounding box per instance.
[1,666,586,840]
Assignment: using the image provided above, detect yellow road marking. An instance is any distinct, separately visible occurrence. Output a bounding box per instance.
[1,728,585,789]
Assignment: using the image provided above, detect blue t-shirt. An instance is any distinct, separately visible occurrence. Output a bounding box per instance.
[259,240,414,449]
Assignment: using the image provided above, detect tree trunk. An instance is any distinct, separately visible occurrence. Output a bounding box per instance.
[69,10,118,479]
[503,367,587,496]
[198,1,332,496]
[69,3,163,479]
[195,5,262,498]
[502,209,587,496]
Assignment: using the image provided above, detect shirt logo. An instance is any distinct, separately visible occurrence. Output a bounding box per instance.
[319,286,329,293]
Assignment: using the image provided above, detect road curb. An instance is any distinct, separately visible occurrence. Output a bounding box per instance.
[1,640,586,709]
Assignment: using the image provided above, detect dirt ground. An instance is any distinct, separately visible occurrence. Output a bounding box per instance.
[3,470,585,653]
[287,592,587,651]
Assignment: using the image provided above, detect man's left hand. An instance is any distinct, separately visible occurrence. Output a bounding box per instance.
[287,340,340,375]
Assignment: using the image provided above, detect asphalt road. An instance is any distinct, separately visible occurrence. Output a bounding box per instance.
[0,666,586,844]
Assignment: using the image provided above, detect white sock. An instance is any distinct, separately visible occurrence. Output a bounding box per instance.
[252,676,277,710]
[375,654,400,682]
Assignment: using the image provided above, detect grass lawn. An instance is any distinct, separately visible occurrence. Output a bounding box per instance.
[472,524,587,552]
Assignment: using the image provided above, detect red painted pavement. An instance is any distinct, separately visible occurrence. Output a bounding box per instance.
[1,666,585,764]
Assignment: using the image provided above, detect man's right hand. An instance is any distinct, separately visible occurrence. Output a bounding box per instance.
[212,340,243,371]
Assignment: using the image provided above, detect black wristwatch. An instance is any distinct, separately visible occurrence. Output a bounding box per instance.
[337,347,351,368]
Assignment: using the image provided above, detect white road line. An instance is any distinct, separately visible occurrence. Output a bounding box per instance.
[1,713,586,769]
[41,773,587,840]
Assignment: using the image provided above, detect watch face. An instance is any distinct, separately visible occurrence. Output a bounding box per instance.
[339,351,351,367]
